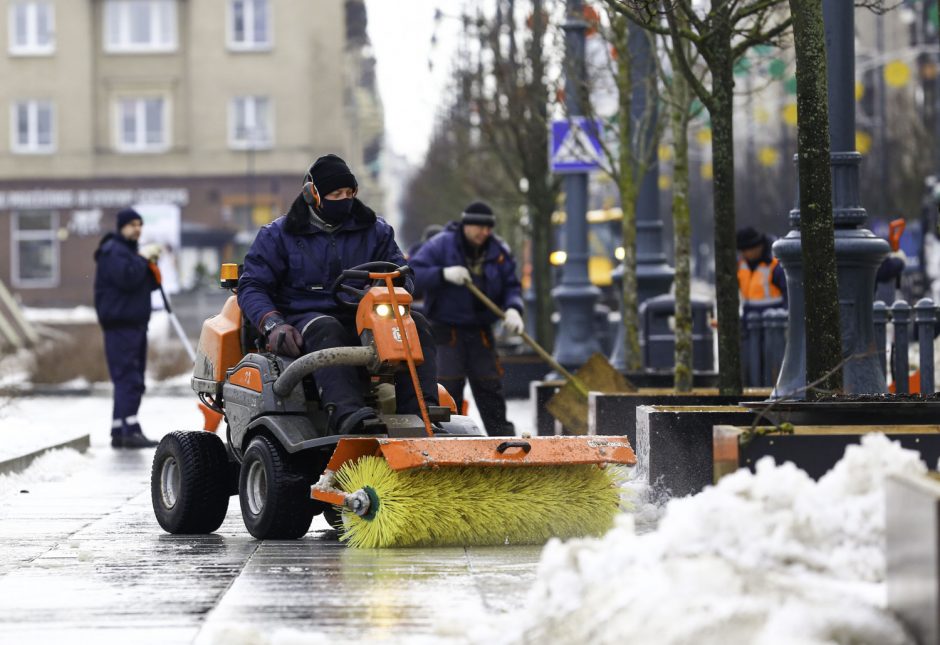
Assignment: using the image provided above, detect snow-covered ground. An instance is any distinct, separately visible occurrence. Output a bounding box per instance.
[0,394,203,462]
[468,434,923,645]
[0,389,932,643]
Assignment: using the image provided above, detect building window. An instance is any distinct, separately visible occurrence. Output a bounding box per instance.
[115,97,168,152]
[104,0,177,53]
[229,96,273,149]
[8,1,54,55]
[11,100,55,154]
[12,211,59,288]
[228,0,271,50]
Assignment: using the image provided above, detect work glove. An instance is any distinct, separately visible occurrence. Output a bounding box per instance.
[443,265,471,285]
[148,261,162,285]
[140,243,162,262]
[503,308,525,335]
[266,322,303,358]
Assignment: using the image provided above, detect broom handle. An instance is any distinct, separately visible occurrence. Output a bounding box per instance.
[464,282,589,397]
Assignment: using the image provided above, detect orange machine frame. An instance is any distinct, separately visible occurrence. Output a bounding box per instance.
[196,295,245,382]
[355,282,423,364]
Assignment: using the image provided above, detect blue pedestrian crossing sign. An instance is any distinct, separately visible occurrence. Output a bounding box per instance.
[551,118,603,173]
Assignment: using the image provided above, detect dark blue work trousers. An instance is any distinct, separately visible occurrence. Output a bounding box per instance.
[103,324,148,435]
[433,324,514,437]
[298,312,439,428]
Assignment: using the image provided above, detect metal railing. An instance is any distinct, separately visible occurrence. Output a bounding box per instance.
[743,298,938,393]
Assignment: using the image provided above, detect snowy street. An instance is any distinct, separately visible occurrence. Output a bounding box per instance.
[0,394,540,643]
[0,393,932,644]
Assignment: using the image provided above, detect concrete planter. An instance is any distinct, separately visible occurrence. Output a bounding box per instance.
[587,389,772,446]
[886,472,940,645]
[713,425,940,481]
[635,406,756,497]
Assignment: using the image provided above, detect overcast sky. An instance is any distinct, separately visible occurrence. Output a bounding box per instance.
[364,0,462,165]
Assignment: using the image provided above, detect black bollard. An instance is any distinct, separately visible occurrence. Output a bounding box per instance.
[873,301,888,378]
[892,300,911,394]
[915,298,936,395]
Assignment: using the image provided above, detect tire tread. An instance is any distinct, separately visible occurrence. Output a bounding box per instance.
[151,431,230,534]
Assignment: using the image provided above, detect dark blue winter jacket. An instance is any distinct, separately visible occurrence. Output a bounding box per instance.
[410,221,524,327]
[94,233,157,329]
[238,195,411,330]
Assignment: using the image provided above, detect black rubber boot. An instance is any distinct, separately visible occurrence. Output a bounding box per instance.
[338,407,381,435]
[113,430,158,449]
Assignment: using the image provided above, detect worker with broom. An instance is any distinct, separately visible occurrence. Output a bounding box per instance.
[93,208,162,449]
[238,154,439,435]
[410,201,524,437]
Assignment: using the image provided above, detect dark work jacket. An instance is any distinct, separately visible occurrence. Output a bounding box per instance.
[238,195,411,330]
[93,233,157,329]
[410,221,524,327]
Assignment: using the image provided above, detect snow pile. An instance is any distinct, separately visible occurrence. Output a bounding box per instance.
[22,305,98,325]
[0,448,89,502]
[198,624,331,645]
[473,434,924,645]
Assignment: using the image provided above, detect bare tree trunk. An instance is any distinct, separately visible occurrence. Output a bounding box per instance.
[528,0,556,348]
[709,43,743,395]
[613,17,642,370]
[530,186,556,347]
[790,0,842,396]
[670,55,694,392]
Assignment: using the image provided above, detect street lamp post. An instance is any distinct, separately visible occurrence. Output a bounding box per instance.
[773,0,889,397]
[552,0,603,368]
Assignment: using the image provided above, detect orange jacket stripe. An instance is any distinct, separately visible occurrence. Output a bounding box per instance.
[737,258,783,306]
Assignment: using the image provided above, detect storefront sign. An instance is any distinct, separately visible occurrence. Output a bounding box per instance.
[0,188,190,210]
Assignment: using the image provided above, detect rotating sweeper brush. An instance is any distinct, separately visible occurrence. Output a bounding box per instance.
[152,263,636,547]
[315,436,633,548]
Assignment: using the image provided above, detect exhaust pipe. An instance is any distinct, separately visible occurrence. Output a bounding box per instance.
[272,346,378,397]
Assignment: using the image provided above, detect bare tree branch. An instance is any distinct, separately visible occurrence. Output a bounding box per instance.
[855,0,904,15]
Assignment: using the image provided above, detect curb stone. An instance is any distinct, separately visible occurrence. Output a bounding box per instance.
[0,434,91,476]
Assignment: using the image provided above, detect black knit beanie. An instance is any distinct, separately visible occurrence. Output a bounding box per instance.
[116,208,143,231]
[462,201,496,227]
[306,154,358,197]
[736,226,764,250]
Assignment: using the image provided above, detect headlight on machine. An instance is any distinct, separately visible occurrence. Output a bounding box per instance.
[374,304,408,317]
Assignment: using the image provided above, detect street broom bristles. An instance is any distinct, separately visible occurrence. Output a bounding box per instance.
[333,456,627,549]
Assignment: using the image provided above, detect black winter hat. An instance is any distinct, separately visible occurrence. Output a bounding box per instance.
[462,200,496,227]
[116,208,143,231]
[306,154,358,197]
[736,226,764,250]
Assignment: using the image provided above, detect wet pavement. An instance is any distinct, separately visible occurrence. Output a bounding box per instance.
[0,397,541,643]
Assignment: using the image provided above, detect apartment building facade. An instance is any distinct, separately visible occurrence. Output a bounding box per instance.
[0,0,384,306]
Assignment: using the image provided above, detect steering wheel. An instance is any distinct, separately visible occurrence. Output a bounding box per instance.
[331,261,412,310]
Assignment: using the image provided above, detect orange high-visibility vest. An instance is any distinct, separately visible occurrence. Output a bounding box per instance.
[738,258,783,306]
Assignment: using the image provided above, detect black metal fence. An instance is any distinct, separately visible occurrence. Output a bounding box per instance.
[743,298,939,393]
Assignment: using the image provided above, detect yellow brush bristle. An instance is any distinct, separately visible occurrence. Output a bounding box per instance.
[332,456,627,549]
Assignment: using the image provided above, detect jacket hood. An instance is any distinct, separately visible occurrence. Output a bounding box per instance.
[284,194,377,234]
[94,232,129,260]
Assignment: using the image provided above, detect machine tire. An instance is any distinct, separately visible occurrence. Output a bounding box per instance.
[239,435,316,539]
[151,431,230,534]
[323,506,344,531]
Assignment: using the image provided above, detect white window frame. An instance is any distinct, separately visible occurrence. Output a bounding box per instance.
[11,211,60,288]
[113,96,170,153]
[227,0,272,51]
[8,1,55,56]
[228,96,274,150]
[10,100,56,154]
[103,0,178,53]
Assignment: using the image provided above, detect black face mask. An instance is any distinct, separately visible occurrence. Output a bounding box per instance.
[319,198,354,225]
